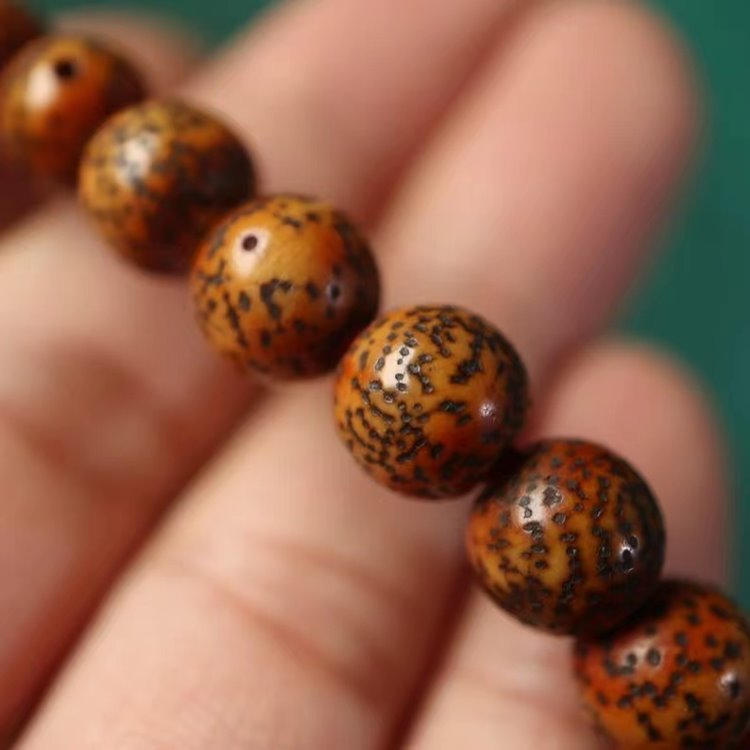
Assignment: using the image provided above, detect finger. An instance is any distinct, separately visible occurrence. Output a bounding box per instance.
[380,0,697,377]
[406,340,729,750]
[0,0,522,731]
[16,3,698,749]
[0,10,197,729]
[0,9,197,231]
[188,0,519,218]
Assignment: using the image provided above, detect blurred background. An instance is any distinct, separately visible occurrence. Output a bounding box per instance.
[35,0,750,601]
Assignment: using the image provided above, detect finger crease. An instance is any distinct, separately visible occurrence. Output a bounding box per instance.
[449,660,582,726]
[152,544,407,712]
[0,349,189,503]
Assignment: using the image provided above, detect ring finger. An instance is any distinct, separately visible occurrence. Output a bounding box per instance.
[406,341,728,749]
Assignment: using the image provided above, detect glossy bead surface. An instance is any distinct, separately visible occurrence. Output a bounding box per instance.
[333,305,529,499]
[466,440,665,635]
[79,99,256,274]
[0,36,145,183]
[575,581,750,749]
[191,195,380,378]
[0,1,43,68]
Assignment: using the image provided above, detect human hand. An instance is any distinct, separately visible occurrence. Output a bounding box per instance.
[0,1,727,748]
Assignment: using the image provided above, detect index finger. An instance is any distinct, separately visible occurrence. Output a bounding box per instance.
[0,0,519,731]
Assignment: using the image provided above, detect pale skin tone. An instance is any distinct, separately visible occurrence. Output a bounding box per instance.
[0,0,731,748]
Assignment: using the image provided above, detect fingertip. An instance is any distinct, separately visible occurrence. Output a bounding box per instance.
[540,0,701,175]
[380,0,702,374]
[607,0,702,192]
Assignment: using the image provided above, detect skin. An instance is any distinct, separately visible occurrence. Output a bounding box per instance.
[0,1,733,749]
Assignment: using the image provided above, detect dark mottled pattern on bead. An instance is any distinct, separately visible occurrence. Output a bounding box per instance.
[333,305,529,499]
[0,1,42,68]
[0,35,145,183]
[190,195,380,379]
[466,440,665,635]
[575,581,750,749]
[79,99,256,274]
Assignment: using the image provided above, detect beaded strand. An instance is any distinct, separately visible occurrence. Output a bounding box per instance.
[0,3,747,747]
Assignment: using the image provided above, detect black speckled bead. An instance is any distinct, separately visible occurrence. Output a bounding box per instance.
[190,195,380,379]
[575,580,750,749]
[0,1,43,68]
[79,99,256,274]
[0,35,145,183]
[466,439,665,635]
[333,304,530,499]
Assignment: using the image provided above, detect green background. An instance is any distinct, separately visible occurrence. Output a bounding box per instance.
[35,0,750,601]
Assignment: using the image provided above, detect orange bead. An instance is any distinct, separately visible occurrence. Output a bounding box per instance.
[466,440,665,635]
[80,100,256,274]
[0,35,145,183]
[0,1,43,68]
[575,581,750,749]
[191,195,380,378]
[333,305,529,498]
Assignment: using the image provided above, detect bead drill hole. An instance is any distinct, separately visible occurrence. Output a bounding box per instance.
[242,234,258,251]
[231,229,270,277]
[53,58,78,80]
[621,549,634,571]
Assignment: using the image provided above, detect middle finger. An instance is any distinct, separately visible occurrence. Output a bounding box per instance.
[0,0,516,730]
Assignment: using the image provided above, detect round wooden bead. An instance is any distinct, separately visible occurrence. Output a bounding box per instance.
[190,195,380,378]
[79,99,256,274]
[466,440,665,635]
[575,581,750,749]
[333,305,529,499]
[0,35,145,183]
[0,1,43,68]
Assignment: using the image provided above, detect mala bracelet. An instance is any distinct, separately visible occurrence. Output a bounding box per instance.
[1,3,748,747]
